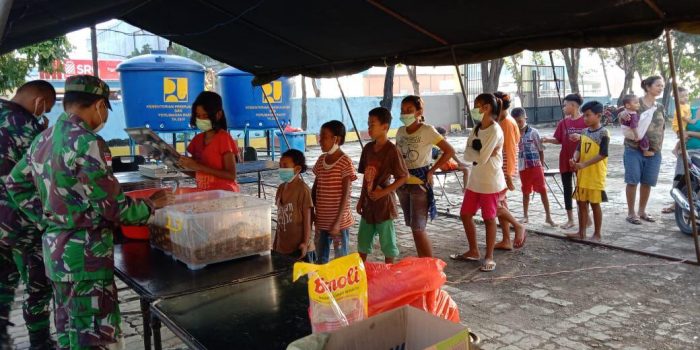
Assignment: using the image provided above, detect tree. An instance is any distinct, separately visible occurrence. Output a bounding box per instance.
[0,36,72,94]
[504,53,525,103]
[606,44,643,105]
[380,65,395,110]
[301,76,308,130]
[311,79,321,97]
[129,43,152,58]
[559,48,581,94]
[591,49,612,97]
[480,58,504,93]
[405,65,420,95]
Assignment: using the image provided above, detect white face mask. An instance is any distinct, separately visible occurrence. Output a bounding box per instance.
[33,99,46,119]
[400,113,417,127]
[93,102,106,133]
[327,143,339,155]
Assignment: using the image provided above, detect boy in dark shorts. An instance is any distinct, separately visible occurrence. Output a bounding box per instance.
[356,107,408,263]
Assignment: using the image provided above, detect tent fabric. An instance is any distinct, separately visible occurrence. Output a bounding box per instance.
[2,0,700,84]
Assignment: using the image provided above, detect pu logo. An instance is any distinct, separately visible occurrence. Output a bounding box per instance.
[163,77,189,102]
[165,215,183,233]
[262,81,283,103]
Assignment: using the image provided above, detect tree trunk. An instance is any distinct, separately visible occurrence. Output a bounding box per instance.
[480,58,504,93]
[406,65,420,95]
[301,77,308,130]
[615,45,640,106]
[560,48,581,94]
[380,65,396,110]
[510,56,525,103]
[311,78,321,97]
[596,50,612,97]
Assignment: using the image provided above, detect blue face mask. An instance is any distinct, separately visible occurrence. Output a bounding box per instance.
[278,168,296,183]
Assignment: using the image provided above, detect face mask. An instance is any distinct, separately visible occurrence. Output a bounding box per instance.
[33,99,45,119]
[471,108,483,122]
[93,102,106,133]
[278,168,296,183]
[400,113,416,126]
[326,143,340,155]
[196,119,213,132]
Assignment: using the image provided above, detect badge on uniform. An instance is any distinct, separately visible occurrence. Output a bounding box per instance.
[104,152,112,167]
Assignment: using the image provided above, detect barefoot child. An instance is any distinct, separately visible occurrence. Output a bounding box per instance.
[620,94,653,157]
[312,120,357,264]
[566,101,610,242]
[357,107,408,263]
[512,108,556,226]
[274,149,315,262]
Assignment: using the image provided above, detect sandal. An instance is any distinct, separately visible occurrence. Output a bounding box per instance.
[480,260,496,272]
[640,214,656,223]
[662,207,675,214]
[626,216,642,225]
[449,253,479,262]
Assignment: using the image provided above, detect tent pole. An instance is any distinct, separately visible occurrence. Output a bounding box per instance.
[548,51,563,108]
[0,0,13,44]
[335,77,364,148]
[451,48,472,129]
[91,25,99,77]
[263,88,291,151]
[665,29,700,263]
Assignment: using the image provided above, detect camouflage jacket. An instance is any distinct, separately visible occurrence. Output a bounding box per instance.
[0,99,46,239]
[7,112,154,282]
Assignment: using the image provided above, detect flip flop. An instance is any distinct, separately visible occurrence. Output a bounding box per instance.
[662,207,675,214]
[640,214,656,223]
[626,216,642,225]
[449,253,479,262]
[480,260,496,272]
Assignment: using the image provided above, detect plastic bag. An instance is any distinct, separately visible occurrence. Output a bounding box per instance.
[365,257,446,316]
[409,289,460,323]
[293,253,368,333]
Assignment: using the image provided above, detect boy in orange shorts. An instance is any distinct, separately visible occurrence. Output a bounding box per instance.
[512,108,555,227]
[567,101,609,242]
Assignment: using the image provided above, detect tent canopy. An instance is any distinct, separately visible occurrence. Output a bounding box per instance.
[2,0,700,83]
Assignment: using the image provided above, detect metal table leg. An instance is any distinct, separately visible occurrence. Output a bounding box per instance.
[151,314,163,350]
[257,171,262,198]
[140,298,152,350]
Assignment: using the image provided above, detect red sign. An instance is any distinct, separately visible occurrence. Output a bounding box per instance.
[39,59,121,81]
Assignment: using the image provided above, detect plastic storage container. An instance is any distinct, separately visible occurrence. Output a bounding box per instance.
[152,192,271,269]
[149,190,238,253]
[275,131,306,153]
[118,51,205,131]
[123,187,202,240]
[218,67,293,129]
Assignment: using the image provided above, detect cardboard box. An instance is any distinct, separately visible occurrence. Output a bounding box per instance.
[288,306,470,350]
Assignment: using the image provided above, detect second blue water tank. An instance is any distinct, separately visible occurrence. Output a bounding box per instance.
[218,67,293,129]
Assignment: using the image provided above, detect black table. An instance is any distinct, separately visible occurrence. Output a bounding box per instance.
[115,160,278,197]
[151,271,312,349]
[114,242,293,350]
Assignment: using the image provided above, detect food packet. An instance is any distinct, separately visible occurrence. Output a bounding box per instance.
[293,253,368,333]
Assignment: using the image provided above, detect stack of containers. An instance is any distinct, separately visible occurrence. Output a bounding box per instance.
[150,190,272,270]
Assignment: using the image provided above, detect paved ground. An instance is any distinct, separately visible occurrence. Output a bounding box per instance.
[7,125,700,349]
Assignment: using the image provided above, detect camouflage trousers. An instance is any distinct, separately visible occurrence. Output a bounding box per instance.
[0,220,51,335]
[52,279,121,350]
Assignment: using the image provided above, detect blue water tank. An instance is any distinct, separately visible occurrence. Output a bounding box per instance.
[117,51,205,131]
[218,67,293,129]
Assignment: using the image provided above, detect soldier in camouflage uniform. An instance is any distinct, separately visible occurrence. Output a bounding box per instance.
[7,75,173,350]
[0,80,56,349]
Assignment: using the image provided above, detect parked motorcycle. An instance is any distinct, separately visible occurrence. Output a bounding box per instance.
[671,155,700,235]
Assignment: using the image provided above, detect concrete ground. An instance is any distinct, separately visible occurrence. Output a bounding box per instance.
[7,125,700,349]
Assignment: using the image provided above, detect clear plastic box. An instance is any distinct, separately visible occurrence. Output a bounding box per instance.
[150,190,239,255]
[154,193,272,269]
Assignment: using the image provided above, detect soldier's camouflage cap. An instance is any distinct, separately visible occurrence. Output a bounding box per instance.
[65,75,112,110]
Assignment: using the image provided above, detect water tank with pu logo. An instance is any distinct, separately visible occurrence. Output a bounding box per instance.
[218,67,293,130]
[117,51,205,131]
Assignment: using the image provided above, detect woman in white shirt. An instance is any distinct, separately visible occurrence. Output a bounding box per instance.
[450,93,506,272]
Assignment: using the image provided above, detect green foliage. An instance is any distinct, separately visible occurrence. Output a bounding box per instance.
[0,36,73,94]
[129,43,152,58]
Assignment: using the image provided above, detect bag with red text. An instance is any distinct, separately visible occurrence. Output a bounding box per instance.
[293,253,368,333]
